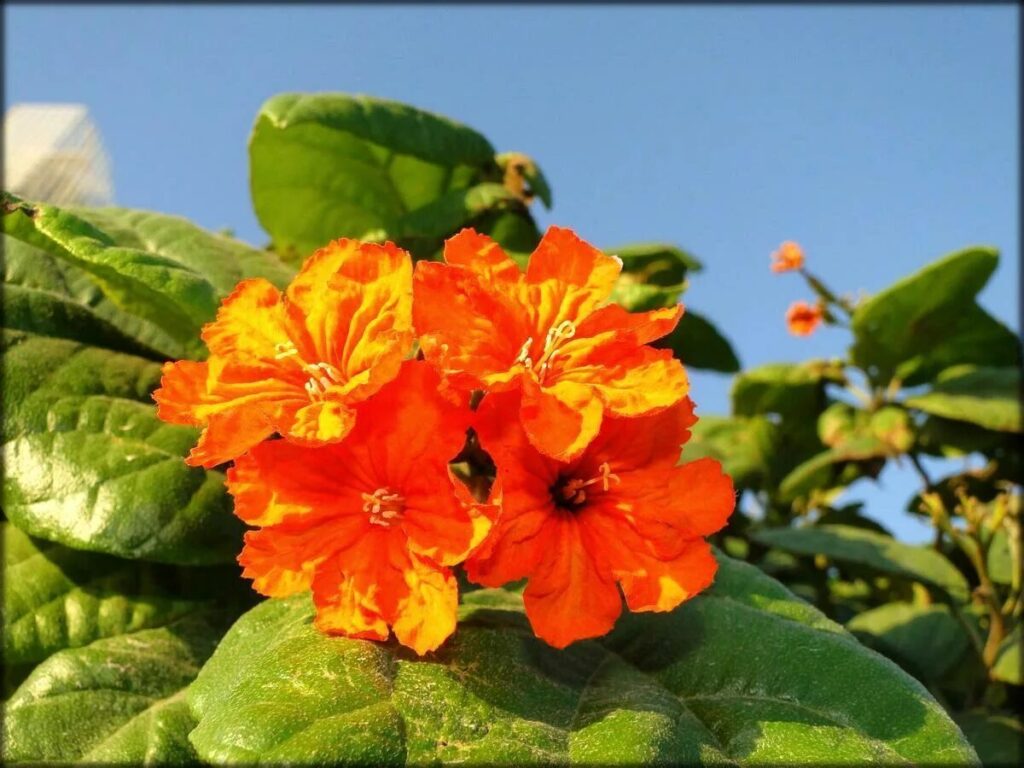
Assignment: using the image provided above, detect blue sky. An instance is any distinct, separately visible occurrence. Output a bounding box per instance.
[5,5,1018,541]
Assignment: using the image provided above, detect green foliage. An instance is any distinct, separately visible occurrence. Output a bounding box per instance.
[658,310,741,373]
[3,524,221,666]
[846,602,970,682]
[955,711,1023,767]
[906,365,1022,433]
[249,93,539,261]
[850,246,1019,386]
[5,90,1017,764]
[189,556,976,765]
[731,360,843,421]
[3,194,293,360]
[2,331,240,563]
[752,525,970,602]
[3,616,223,764]
[2,234,164,358]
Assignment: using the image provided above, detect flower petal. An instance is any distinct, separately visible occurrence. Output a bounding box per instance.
[557,342,688,418]
[574,303,683,346]
[226,439,368,527]
[200,278,292,365]
[185,408,277,468]
[526,226,621,298]
[237,526,320,598]
[581,398,697,473]
[522,517,622,648]
[285,399,356,445]
[392,554,459,655]
[413,260,528,390]
[520,377,604,462]
[443,228,521,281]
[153,360,209,426]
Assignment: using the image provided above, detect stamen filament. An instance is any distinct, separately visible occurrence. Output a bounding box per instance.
[560,462,620,506]
[514,321,576,383]
[361,488,406,527]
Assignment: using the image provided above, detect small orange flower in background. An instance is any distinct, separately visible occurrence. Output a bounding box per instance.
[227,362,489,655]
[786,299,824,337]
[466,392,734,648]
[771,240,805,273]
[413,227,688,462]
[154,239,413,467]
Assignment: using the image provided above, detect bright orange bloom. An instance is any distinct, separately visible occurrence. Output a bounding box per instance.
[466,392,734,649]
[771,240,805,273]
[413,227,688,462]
[226,361,490,655]
[154,239,413,467]
[786,300,824,336]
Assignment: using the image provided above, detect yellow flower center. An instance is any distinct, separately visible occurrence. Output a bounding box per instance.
[361,488,405,527]
[557,462,620,507]
[514,320,576,383]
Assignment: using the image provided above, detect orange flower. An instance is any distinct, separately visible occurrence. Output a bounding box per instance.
[226,361,490,655]
[413,227,688,462]
[771,240,805,273]
[154,239,413,467]
[786,300,824,336]
[466,392,734,648]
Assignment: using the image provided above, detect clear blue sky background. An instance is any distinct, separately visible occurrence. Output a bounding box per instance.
[5,5,1019,542]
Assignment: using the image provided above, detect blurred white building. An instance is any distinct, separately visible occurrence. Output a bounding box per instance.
[3,103,113,205]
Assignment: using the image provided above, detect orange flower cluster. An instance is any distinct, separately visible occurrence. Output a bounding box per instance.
[155,228,734,653]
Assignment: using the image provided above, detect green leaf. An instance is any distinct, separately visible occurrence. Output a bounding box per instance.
[731,360,843,421]
[656,309,741,373]
[846,602,969,682]
[850,247,1019,385]
[2,331,241,563]
[751,524,970,602]
[916,418,1021,482]
[2,523,220,666]
[2,234,164,358]
[681,415,778,488]
[3,195,294,359]
[3,615,222,764]
[987,528,1012,585]
[906,365,1022,433]
[607,242,703,286]
[777,448,885,502]
[991,624,1021,685]
[249,92,513,260]
[818,403,914,456]
[954,710,1023,767]
[188,555,976,765]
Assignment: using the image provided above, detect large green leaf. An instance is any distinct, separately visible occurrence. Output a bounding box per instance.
[955,710,1023,767]
[2,523,220,666]
[2,330,240,563]
[846,602,970,682]
[3,195,294,359]
[906,365,1022,433]
[249,92,532,260]
[3,615,222,764]
[188,555,976,765]
[752,525,970,602]
[850,247,1019,386]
